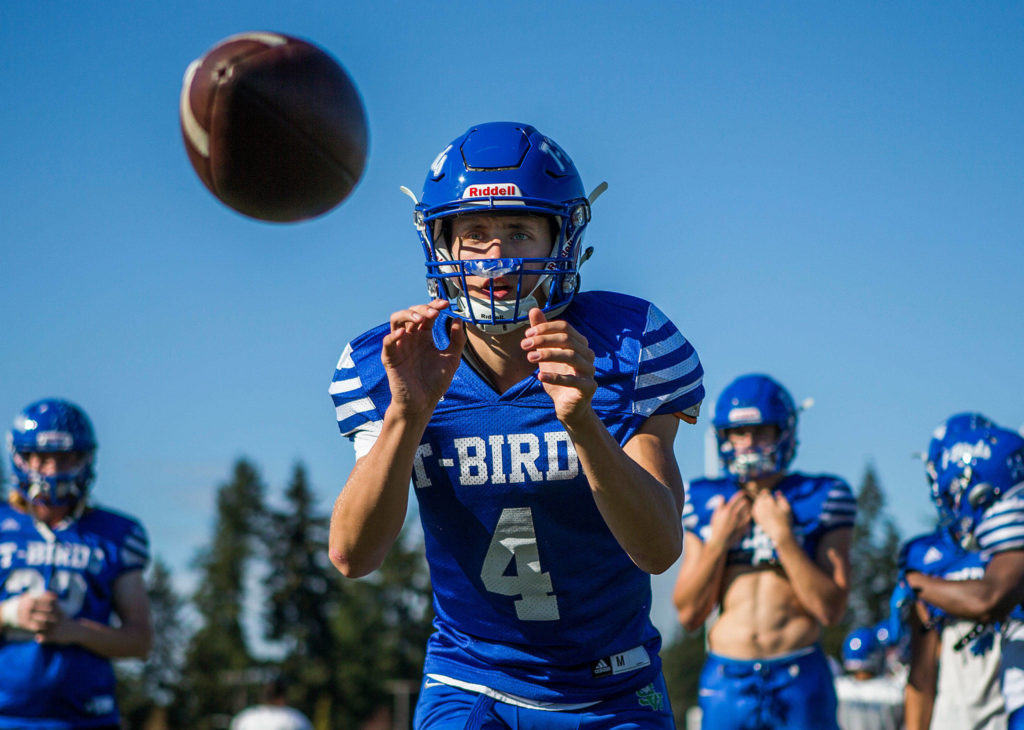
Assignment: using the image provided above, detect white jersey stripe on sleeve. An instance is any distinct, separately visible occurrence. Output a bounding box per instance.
[979,527,1024,551]
[329,377,362,395]
[635,351,702,390]
[978,509,1024,534]
[634,378,704,418]
[335,344,355,371]
[124,535,149,555]
[977,493,1024,554]
[336,397,376,423]
[645,304,670,331]
[640,330,688,362]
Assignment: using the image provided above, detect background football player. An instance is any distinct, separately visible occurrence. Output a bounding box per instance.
[0,399,151,730]
[672,373,855,729]
[892,412,1007,730]
[834,626,905,730]
[327,122,705,729]
[904,418,1024,729]
[895,528,1006,730]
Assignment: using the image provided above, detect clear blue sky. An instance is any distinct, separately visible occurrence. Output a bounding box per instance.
[3,2,1022,642]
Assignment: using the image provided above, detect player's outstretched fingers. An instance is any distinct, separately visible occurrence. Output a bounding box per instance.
[445,317,467,355]
[390,301,442,332]
[527,345,596,376]
[536,370,593,387]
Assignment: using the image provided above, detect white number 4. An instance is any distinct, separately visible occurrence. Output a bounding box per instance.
[480,507,560,621]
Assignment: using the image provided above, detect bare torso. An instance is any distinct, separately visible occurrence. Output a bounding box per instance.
[708,562,823,659]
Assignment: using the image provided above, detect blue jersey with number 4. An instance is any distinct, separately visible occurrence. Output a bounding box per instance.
[331,291,704,703]
[0,502,149,728]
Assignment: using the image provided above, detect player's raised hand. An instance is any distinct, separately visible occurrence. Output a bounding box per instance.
[32,596,76,645]
[751,490,794,544]
[14,591,61,636]
[382,299,466,417]
[521,308,596,425]
[708,492,753,550]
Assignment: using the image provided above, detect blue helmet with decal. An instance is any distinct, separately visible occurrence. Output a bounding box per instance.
[842,626,883,674]
[7,398,97,507]
[933,422,1024,550]
[925,412,994,492]
[405,122,597,333]
[712,374,798,481]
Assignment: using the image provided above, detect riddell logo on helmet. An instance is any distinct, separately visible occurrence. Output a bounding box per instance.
[36,431,74,449]
[728,407,763,424]
[463,184,522,198]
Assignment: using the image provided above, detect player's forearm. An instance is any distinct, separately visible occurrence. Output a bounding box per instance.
[328,406,429,578]
[62,618,152,659]
[903,685,935,730]
[773,535,847,625]
[905,574,1005,623]
[673,544,727,630]
[904,628,938,730]
[562,409,682,574]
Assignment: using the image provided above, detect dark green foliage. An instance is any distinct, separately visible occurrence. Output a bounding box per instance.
[261,463,344,724]
[116,558,187,729]
[847,464,902,629]
[118,457,435,729]
[176,459,266,727]
[661,625,706,726]
[323,529,434,729]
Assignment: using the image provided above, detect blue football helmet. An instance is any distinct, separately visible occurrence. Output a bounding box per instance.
[712,374,798,481]
[842,626,883,674]
[932,422,1024,550]
[7,398,97,507]
[924,412,994,491]
[405,122,596,333]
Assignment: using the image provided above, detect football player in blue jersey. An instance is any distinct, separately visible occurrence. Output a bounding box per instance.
[672,374,856,729]
[0,399,152,729]
[894,529,1005,730]
[328,121,705,729]
[896,412,1006,730]
[834,627,904,730]
[904,418,1024,729]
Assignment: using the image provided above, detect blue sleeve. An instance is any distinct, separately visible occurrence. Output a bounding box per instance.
[633,303,704,419]
[898,531,960,576]
[120,518,150,574]
[976,492,1024,556]
[682,481,700,535]
[817,478,856,532]
[329,339,385,438]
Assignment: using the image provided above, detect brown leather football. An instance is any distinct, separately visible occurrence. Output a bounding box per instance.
[180,32,368,222]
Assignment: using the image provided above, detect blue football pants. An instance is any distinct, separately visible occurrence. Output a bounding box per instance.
[413,673,675,730]
[697,645,839,730]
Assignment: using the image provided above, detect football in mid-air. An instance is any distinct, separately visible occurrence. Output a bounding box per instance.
[180,31,368,223]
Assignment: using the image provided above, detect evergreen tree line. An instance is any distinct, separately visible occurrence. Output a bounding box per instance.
[660,464,905,726]
[115,458,434,730]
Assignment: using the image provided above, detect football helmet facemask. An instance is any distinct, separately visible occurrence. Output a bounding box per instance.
[403,122,601,333]
[712,374,798,481]
[7,398,97,508]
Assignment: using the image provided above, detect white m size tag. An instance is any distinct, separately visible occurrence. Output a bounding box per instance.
[591,646,650,678]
